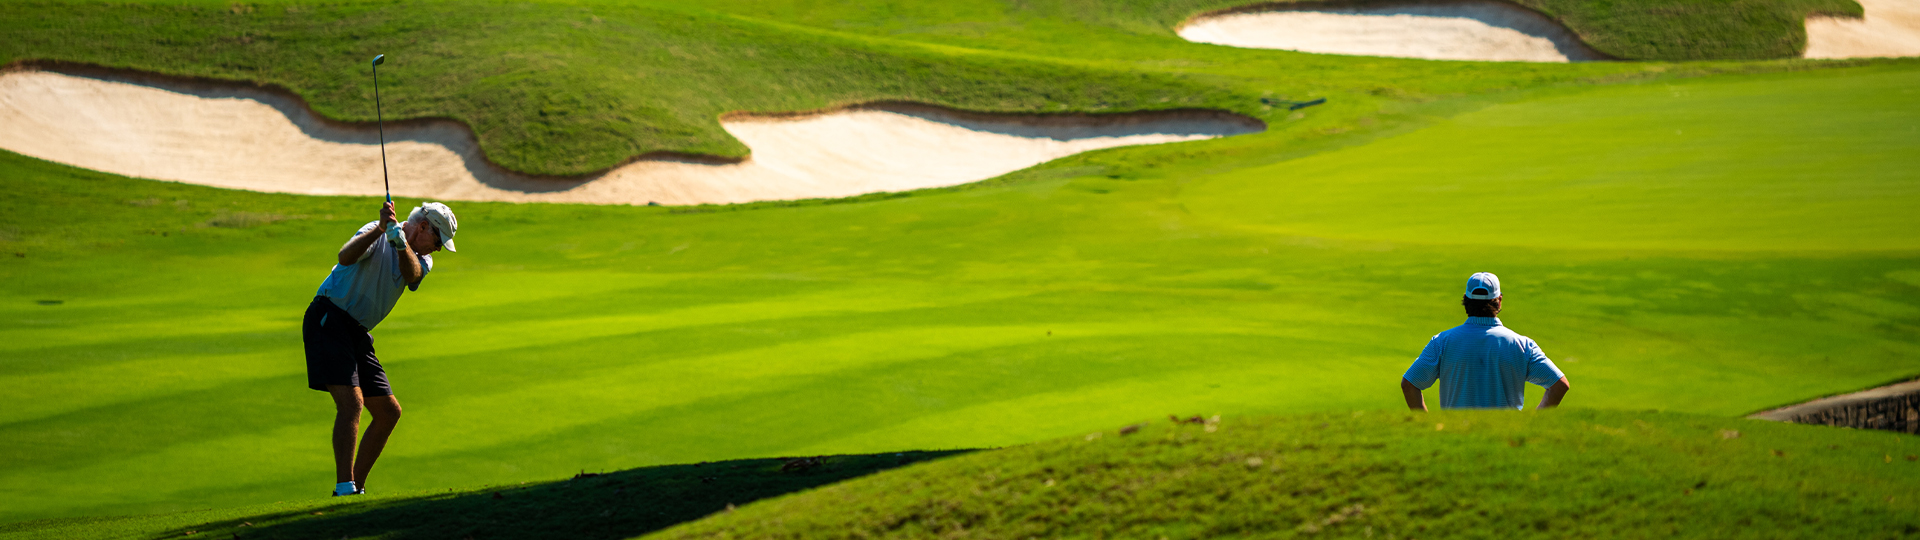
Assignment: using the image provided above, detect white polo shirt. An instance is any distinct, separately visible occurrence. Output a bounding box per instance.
[315,221,432,330]
[1403,317,1564,410]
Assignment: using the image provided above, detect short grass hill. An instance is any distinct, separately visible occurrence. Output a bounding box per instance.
[6,410,1917,539]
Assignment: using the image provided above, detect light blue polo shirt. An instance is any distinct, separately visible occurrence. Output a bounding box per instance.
[315,221,432,330]
[1403,317,1564,410]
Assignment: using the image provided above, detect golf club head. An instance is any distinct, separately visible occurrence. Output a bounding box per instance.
[372,54,385,67]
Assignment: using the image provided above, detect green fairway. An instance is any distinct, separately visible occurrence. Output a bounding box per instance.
[4,59,1917,526]
[1186,67,1920,251]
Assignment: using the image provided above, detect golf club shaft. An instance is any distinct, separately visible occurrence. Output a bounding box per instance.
[372,55,391,205]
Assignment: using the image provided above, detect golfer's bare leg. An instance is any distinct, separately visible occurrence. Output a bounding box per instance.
[353,394,403,489]
[327,385,364,485]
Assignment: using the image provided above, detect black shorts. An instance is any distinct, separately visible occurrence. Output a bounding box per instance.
[303,296,392,397]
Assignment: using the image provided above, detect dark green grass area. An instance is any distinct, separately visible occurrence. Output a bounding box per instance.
[1506,0,1862,60]
[1,0,1857,177]
[655,410,1920,539]
[0,451,971,540]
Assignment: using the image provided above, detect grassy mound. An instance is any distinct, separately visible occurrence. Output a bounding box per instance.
[3,63,1916,523]
[4,410,1913,539]
[1504,0,1862,60]
[655,410,1919,539]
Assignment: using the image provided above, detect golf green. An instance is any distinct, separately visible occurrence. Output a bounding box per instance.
[3,62,1915,524]
[1186,68,1920,251]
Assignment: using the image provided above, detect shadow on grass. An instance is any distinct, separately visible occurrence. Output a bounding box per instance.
[167,450,973,540]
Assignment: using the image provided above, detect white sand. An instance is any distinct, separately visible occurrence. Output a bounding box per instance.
[1805,0,1920,58]
[1178,1,1603,62]
[0,70,1261,206]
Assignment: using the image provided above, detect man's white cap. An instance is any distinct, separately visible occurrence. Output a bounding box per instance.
[1465,272,1500,299]
[410,202,458,252]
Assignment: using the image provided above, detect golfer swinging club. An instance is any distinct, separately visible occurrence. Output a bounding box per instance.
[1400,272,1571,411]
[303,200,457,496]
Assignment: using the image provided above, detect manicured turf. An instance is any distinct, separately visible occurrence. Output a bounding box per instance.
[1186,66,1920,251]
[3,410,1914,539]
[0,0,1844,175]
[2,62,1916,525]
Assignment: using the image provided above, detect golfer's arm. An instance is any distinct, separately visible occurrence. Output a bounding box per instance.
[1401,379,1427,412]
[337,225,385,266]
[397,244,424,285]
[1537,377,1571,409]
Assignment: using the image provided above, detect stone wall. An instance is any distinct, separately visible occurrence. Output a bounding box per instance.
[1781,391,1920,434]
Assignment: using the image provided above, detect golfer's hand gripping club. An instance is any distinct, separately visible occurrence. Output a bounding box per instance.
[380,201,406,248]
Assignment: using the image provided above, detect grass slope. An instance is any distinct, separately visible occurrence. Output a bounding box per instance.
[0,0,1850,175]
[0,450,971,540]
[654,410,1920,539]
[4,411,1915,539]
[3,64,1916,523]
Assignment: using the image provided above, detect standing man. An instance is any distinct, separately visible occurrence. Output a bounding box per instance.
[1401,272,1570,411]
[303,201,457,496]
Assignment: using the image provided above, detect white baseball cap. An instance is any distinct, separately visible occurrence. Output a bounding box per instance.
[1465,272,1500,299]
[409,202,458,252]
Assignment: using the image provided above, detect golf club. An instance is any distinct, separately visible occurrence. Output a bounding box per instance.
[371,54,407,249]
[371,54,390,205]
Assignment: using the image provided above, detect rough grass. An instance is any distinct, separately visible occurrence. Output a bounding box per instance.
[1509,0,1864,60]
[651,410,1920,539]
[4,410,1914,539]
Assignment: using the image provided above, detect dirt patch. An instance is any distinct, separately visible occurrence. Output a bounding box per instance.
[1178,0,1605,62]
[0,66,1263,206]
[1749,378,1920,434]
[1805,0,1920,58]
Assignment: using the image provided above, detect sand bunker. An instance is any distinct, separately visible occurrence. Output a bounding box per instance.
[1805,0,1920,58]
[0,69,1262,206]
[1178,0,1603,62]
